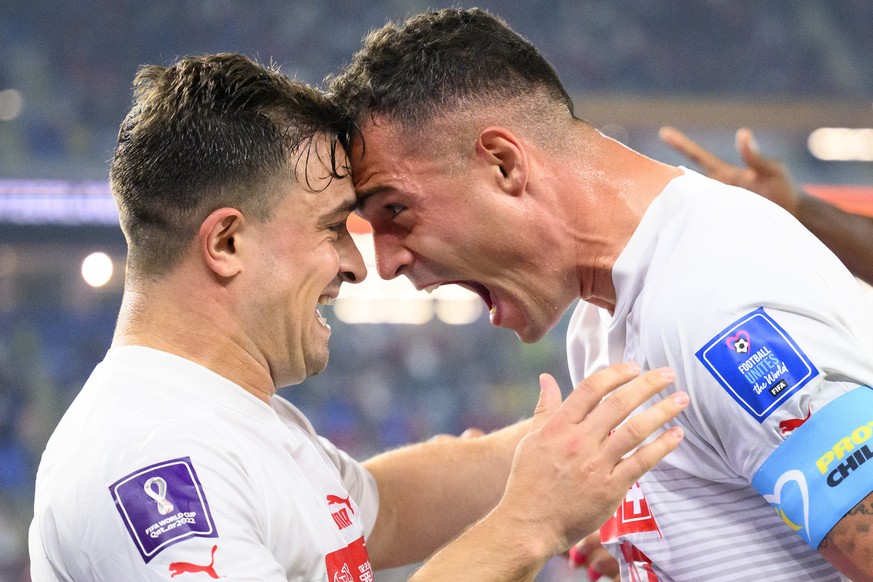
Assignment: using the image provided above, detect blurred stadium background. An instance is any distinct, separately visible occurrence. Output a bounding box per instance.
[1,1,872,580]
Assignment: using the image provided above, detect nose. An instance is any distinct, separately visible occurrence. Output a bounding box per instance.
[373,231,415,280]
[338,232,367,284]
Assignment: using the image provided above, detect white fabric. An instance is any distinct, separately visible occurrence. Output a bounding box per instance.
[30,346,379,581]
[567,169,873,581]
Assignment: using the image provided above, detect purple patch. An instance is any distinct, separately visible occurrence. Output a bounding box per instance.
[109,457,218,562]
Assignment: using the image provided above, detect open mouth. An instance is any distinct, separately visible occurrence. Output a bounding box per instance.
[424,281,494,311]
[316,295,336,329]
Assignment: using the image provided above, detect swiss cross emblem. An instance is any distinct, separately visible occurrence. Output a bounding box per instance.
[600,482,661,543]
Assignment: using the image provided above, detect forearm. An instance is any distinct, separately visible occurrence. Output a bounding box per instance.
[364,420,530,569]
[795,193,873,286]
[819,491,873,582]
[405,367,687,579]
[407,503,551,582]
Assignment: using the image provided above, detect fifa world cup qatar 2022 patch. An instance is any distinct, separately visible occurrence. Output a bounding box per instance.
[695,308,818,422]
[109,456,218,562]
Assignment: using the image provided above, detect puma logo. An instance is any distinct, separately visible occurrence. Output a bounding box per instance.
[779,404,812,436]
[326,494,354,515]
[169,545,221,578]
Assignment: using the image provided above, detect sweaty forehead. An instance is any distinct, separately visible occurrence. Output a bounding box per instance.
[352,118,408,161]
[305,175,357,223]
[351,115,459,175]
[349,120,410,189]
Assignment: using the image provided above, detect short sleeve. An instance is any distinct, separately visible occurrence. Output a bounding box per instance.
[637,193,873,481]
[271,397,380,536]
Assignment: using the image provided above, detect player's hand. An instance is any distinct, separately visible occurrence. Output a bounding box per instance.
[659,126,801,215]
[569,532,619,580]
[494,363,687,556]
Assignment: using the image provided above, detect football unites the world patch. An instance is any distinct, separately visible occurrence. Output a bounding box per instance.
[695,308,818,422]
[109,456,218,562]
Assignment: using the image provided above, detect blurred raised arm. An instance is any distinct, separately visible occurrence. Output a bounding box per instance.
[660,126,873,285]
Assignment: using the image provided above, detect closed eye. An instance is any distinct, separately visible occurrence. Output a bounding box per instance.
[328,220,347,233]
[385,203,406,217]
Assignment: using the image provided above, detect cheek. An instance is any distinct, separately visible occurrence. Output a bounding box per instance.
[324,244,342,270]
[308,244,341,282]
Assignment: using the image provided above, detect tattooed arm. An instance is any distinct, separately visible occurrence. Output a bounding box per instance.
[819,491,873,581]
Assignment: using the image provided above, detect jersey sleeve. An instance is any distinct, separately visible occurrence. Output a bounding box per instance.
[315,435,380,536]
[100,450,288,581]
[272,398,380,536]
[96,407,374,581]
[640,190,873,549]
[751,386,873,549]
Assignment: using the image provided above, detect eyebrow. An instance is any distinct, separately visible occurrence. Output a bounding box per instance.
[354,185,395,212]
[338,197,358,216]
[324,197,358,222]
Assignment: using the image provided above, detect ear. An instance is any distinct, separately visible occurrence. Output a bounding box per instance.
[476,127,529,196]
[198,207,245,278]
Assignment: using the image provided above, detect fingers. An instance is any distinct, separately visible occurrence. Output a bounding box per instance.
[735,127,772,174]
[735,127,758,163]
[568,532,601,567]
[736,127,789,180]
[530,373,563,431]
[602,381,688,459]
[568,545,587,567]
[613,424,685,484]
[580,367,680,435]
[497,365,686,557]
[589,562,618,581]
[558,362,643,425]
[569,533,619,579]
[661,126,753,188]
[659,126,724,173]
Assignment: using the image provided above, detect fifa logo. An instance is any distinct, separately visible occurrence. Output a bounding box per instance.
[144,476,175,515]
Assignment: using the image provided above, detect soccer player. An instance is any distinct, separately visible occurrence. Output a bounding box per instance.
[330,8,873,580]
[29,53,686,581]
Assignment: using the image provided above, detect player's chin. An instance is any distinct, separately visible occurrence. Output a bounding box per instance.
[304,349,330,378]
[514,325,550,344]
[504,314,549,344]
[302,333,331,378]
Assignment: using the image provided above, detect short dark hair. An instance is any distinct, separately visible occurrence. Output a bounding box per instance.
[110,53,351,277]
[328,8,575,128]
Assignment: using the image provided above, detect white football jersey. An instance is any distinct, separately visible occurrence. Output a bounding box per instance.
[30,346,379,581]
[567,170,873,581]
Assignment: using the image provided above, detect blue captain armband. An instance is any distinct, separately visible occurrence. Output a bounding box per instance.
[752,387,873,549]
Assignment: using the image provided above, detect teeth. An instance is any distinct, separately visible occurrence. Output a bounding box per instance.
[315,308,330,329]
[318,296,335,306]
[423,284,440,294]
